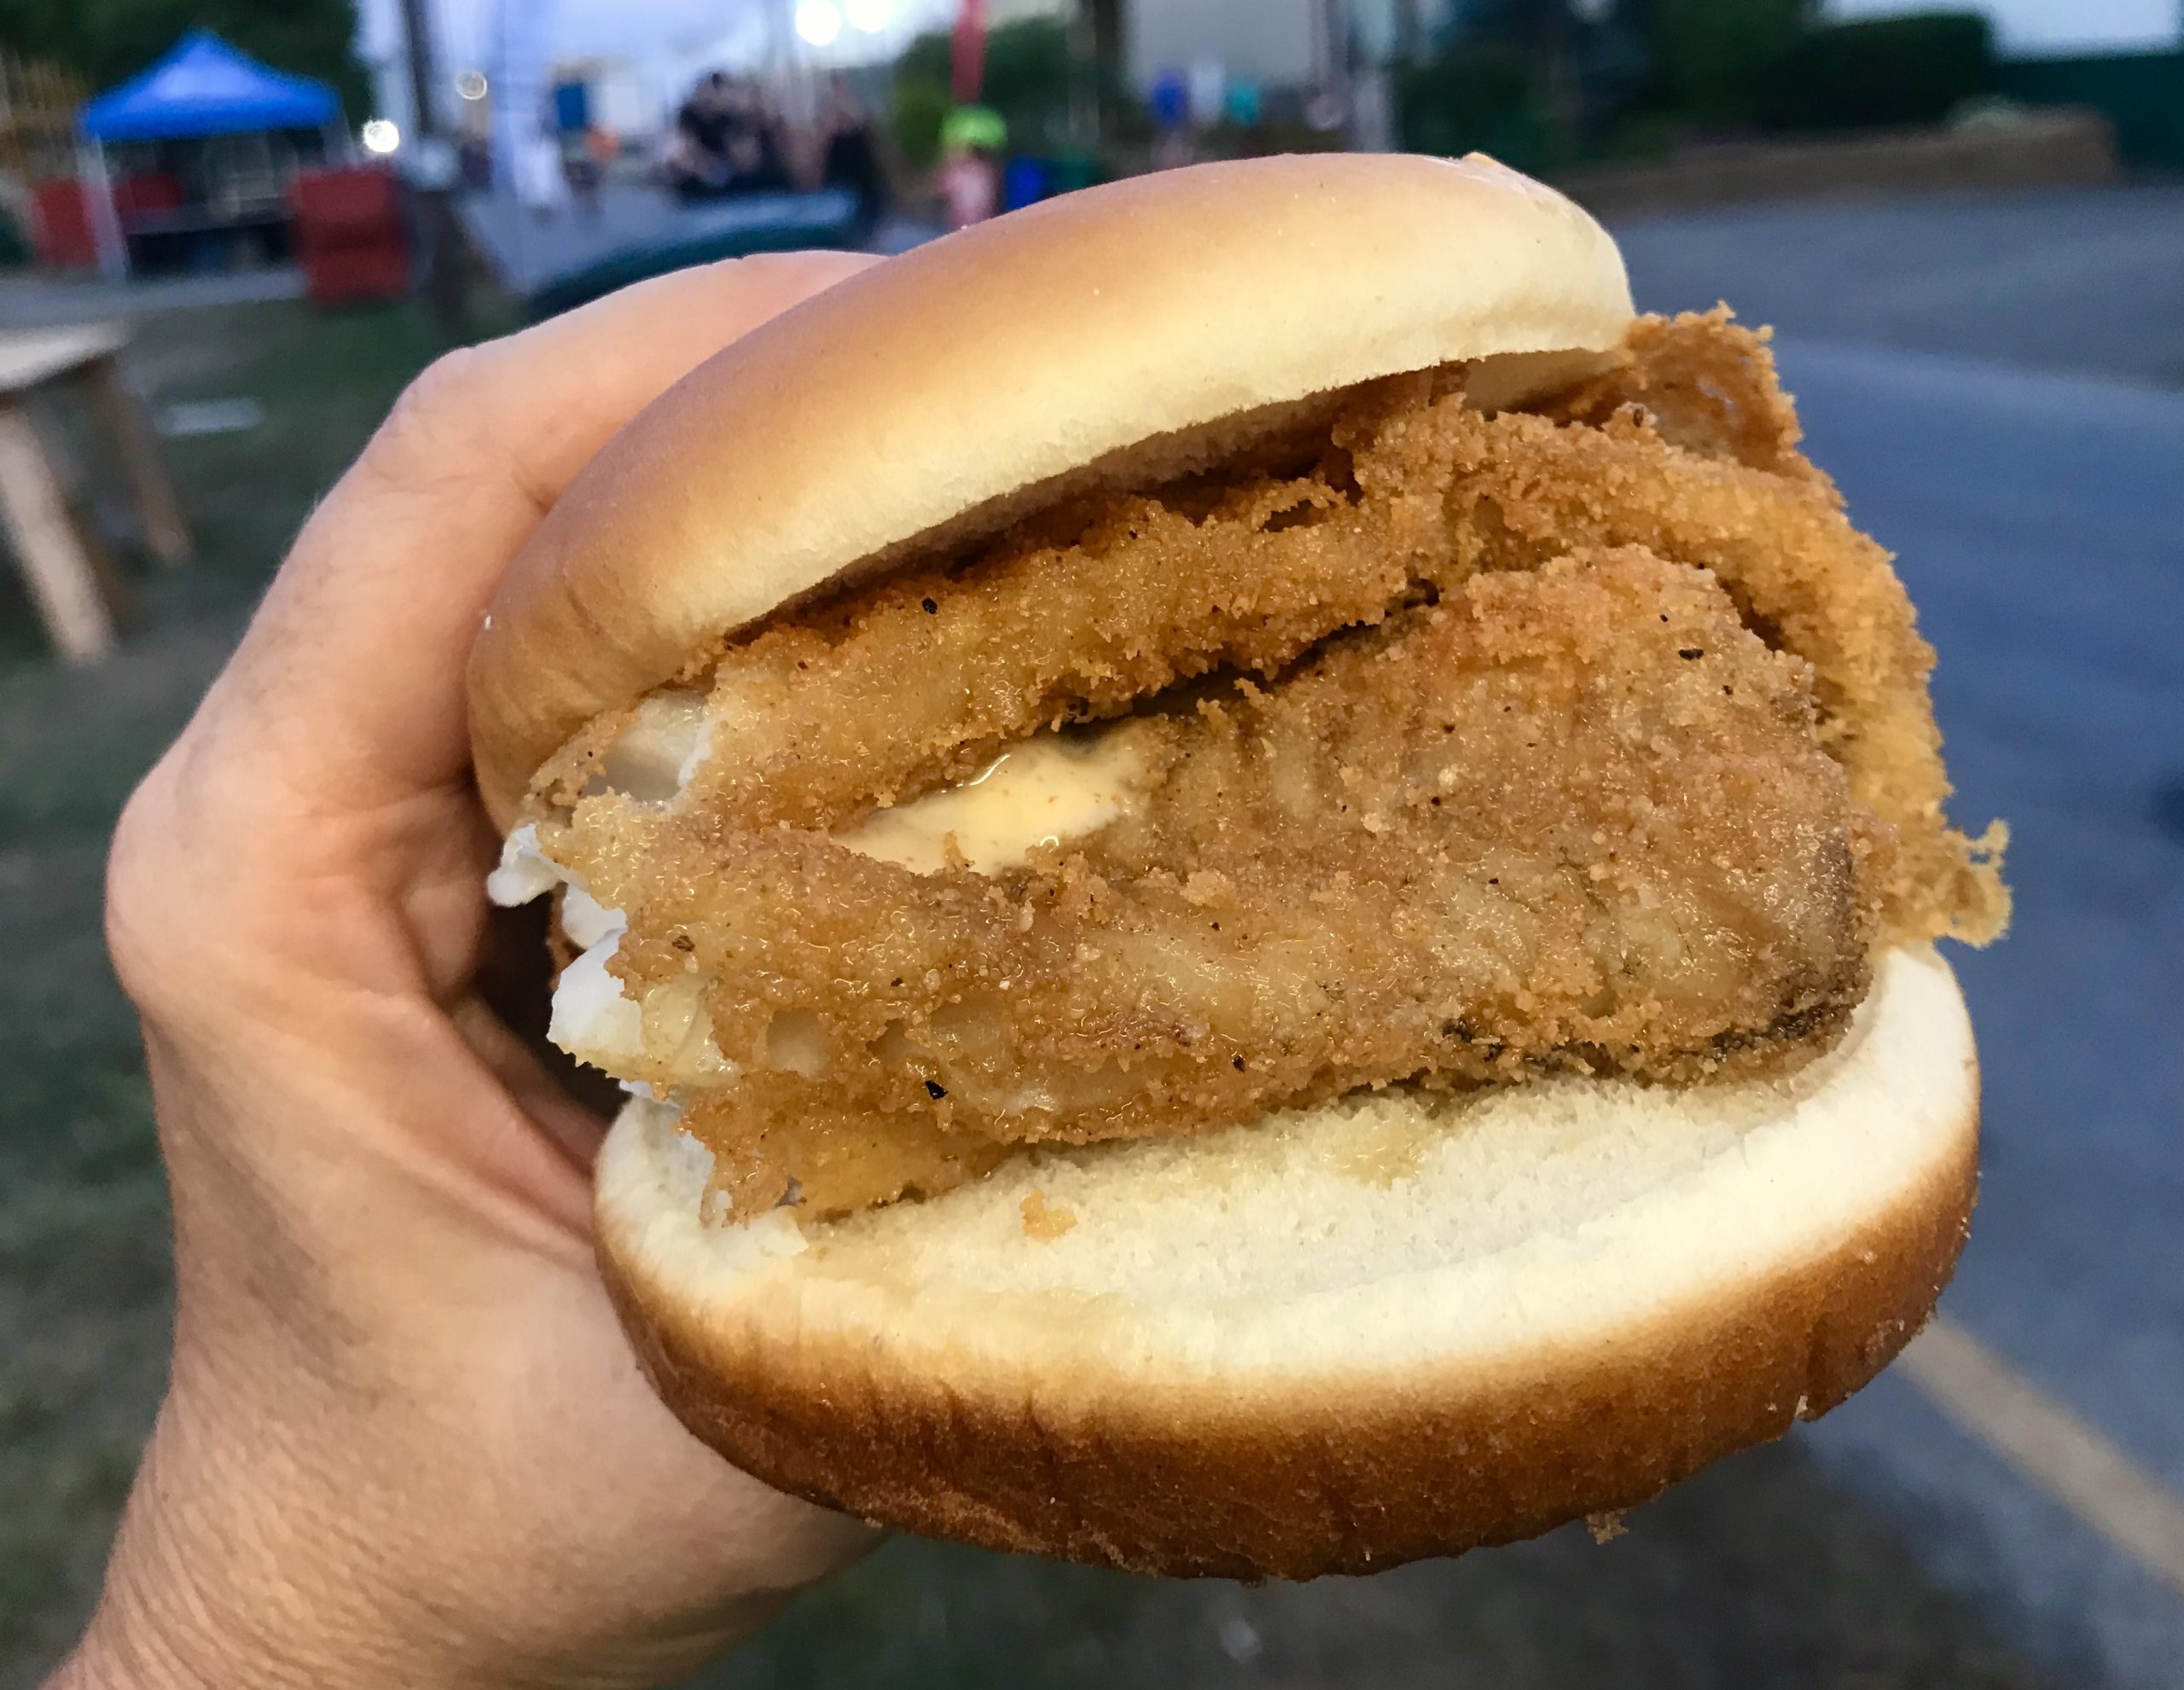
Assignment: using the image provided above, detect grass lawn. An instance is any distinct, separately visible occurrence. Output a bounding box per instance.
[0,291,2071,1690]
[0,296,453,1681]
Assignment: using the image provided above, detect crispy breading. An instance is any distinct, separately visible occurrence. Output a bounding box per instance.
[527,312,2008,1220]
[1540,305,1818,479]
[559,550,1882,1217]
[1433,402,2006,944]
[559,372,1457,828]
[543,314,2001,946]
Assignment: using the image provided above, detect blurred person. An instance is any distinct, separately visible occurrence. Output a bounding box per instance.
[589,124,622,178]
[727,78,793,195]
[937,137,999,229]
[934,106,1005,231]
[666,71,736,199]
[658,127,707,197]
[41,252,881,1690]
[559,139,604,222]
[668,73,791,200]
[820,74,890,239]
[514,120,570,222]
[553,78,603,216]
[1149,68,1195,171]
[462,136,494,191]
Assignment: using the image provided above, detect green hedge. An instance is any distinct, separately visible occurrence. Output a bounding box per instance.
[1758,13,1997,131]
[1653,0,1809,125]
[2002,51,2184,170]
[1397,44,1561,175]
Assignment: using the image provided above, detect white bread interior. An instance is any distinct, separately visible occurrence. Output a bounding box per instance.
[596,944,1978,1577]
[469,152,1633,826]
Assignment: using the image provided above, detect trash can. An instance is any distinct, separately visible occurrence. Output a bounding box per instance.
[289,166,411,305]
[1002,156,1048,212]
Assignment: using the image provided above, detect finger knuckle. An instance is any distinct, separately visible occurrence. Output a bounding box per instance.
[105,757,189,1011]
[375,345,491,468]
[106,735,257,1025]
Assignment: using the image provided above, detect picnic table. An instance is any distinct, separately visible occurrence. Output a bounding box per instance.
[0,322,190,662]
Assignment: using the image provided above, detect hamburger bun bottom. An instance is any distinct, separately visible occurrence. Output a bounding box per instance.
[595,944,1976,1578]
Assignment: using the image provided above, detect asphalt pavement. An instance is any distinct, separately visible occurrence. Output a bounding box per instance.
[1612,187,2184,388]
[1604,189,2184,1680]
[1774,336,2184,1687]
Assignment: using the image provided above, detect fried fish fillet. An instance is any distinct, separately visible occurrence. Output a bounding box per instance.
[523,311,2007,1219]
[555,549,1881,1216]
[537,313,2000,947]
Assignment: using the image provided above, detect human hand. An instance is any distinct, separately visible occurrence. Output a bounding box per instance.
[61,253,882,1690]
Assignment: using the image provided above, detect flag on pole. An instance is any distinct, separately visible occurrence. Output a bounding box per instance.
[951,0,988,103]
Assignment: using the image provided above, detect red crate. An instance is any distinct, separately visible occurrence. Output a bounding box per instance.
[290,166,403,242]
[298,245,414,304]
[28,173,184,268]
[289,166,411,304]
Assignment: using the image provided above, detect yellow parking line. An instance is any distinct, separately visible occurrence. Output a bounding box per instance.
[1895,1317,2184,1598]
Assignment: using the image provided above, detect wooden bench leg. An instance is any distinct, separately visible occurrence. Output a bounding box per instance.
[0,398,117,663]
[86,352,193,567]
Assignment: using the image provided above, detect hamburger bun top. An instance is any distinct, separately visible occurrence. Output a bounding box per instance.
[468,153,1634,825]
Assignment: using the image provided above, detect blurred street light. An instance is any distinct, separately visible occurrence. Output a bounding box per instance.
[845,0,892,32]
[795,1,844,47]
[362,119,402,154]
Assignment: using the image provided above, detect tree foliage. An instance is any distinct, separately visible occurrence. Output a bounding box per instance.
[1757,12,1995,131]
[1648,0,1809,124]
[0,0,367,115]
[892,17,1075,170]
[1398,43,1560,172]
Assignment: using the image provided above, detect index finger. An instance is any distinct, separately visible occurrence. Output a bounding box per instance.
[207,251,879,800]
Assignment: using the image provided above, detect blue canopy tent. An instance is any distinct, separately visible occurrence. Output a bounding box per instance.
[77,32,343,276]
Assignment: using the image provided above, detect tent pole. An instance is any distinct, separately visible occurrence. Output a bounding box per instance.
[80,138,127,281]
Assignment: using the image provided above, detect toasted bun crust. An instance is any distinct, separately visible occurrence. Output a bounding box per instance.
[597,946,1977,1578]
[469,153,1633,826]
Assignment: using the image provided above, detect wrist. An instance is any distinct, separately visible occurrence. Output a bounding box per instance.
[49,1613,226,1690]
[55,1391,444,1690]
[51,1577,291,1690]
